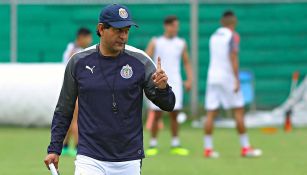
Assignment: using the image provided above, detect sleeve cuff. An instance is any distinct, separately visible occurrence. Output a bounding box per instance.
[155,84,171,94]
[47,144,62,155]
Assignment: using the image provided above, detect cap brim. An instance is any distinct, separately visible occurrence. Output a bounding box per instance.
[108,21,138,28]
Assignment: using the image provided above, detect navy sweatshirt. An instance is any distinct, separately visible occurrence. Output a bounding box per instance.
[47,44,175,161]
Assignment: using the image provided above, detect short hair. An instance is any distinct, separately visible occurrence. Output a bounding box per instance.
[221,10,237,26]
[223,10,235,18]
[164,15,178,25]
[96,23,111,37]
[77,27,91,37]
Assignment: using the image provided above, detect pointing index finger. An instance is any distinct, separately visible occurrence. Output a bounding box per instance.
[157,57,161,71]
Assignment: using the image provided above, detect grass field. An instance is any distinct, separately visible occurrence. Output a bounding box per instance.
[0,125,306,175]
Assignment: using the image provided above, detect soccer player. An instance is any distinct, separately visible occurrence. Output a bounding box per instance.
[63,28,93,63]
[204,11,262,158]
[61,27,92,157]
[145,16,193,156]
[44,4,175,175]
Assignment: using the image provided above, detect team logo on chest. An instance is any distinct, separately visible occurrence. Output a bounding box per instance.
[120,64,133,79]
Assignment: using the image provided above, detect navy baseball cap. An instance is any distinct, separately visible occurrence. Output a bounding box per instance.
[99,4,138,28]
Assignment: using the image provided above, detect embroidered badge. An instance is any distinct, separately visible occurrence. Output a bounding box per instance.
[119,8,128,19]
[120,64,133,79]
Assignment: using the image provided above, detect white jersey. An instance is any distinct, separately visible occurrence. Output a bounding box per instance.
[62,42,83,64]
[205,27,244,109]
[153,36,185,84]
[149,36,185,111]
[207,27,236,85]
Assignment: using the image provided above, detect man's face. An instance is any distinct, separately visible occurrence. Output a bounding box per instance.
[164,20,179,37]
[99,24,130,52]
[79,35,93,49]
[221,16,237,30]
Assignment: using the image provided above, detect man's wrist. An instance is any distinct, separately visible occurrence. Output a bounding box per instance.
[156,84,170,92]
[47,145,61,155]
[157,84,167,90]
[47,151,60,156]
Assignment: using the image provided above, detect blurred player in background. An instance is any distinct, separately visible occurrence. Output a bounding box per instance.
[145,16,193,156]
[204,11,262,158]
[62,27,93,63]
[61,27,92,156]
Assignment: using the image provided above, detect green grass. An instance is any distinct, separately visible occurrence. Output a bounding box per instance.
[0,126,306,175]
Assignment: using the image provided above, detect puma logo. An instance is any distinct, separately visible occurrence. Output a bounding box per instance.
[85,65,95,74]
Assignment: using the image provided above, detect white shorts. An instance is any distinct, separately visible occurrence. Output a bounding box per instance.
[148,81,183,111]
[74,155,142,175]
[205,84,244,110]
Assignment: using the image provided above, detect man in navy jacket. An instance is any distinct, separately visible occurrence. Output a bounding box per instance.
[44,4,175,175]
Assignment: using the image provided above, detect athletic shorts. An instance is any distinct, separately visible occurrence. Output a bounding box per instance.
[205,84,244,110]
[74,155,142,175]
[148,80,183,111]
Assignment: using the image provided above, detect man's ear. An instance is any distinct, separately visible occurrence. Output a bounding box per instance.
[96,24,104,37]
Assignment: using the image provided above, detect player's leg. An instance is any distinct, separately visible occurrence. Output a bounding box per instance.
[166,80,188,155]
[204,109,219,158]
[203,84,221,158]
[74,155,106,175]
[229,88,262,157]
[145,110,162,156]
[233,107,262,157]
[145,109,164,131]
[205,110,218,135]
[234,107,246,134]
[62,100,78,156]
[151,110,163,144]
[69,99,79,156]
[169,81,183,141]
[233,107,250,151]
[169,111,189,156]
[62,129,71,156]
[72,100,79,146]
[233,106,251,151]
[169,110,179,140]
